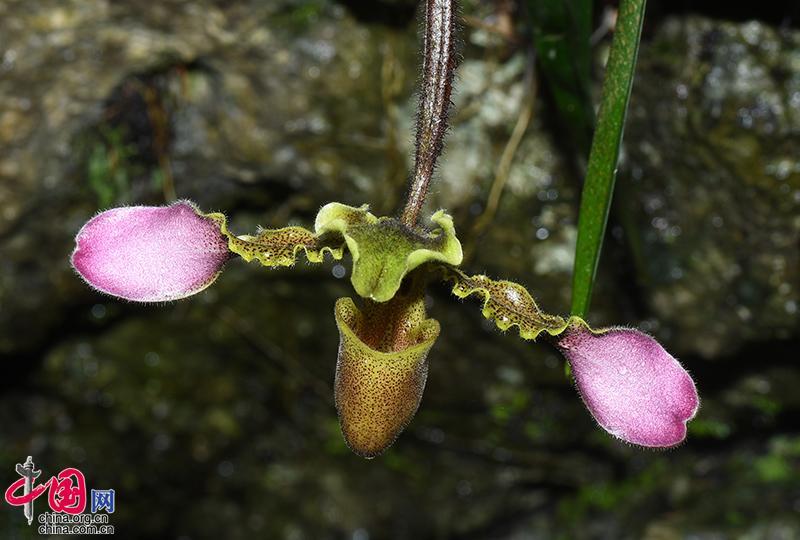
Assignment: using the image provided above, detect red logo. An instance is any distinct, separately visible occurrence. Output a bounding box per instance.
[4,457,87,525]
[5,465,87,514]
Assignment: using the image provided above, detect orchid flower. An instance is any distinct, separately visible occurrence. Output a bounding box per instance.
[71,0,698,458]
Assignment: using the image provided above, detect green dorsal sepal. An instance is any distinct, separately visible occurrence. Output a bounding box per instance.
[315,203,463,302]
[203,212,345,267]
[440,266,570,340]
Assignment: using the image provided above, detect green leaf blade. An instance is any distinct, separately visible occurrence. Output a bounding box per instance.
[570,0,647,318]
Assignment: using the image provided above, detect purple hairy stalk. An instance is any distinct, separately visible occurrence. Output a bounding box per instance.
[401,0,458,227]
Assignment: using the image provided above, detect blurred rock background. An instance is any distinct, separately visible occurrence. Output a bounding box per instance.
[0,0,798,538]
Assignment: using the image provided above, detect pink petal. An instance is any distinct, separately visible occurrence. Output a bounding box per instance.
[71,201,230,302]
[556,324,699,447]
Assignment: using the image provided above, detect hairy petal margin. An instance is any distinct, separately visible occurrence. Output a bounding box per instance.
[556,321,699,447]
[71,201,230,302]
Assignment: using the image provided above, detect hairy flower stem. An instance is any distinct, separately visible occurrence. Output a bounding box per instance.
[400,0,457,227]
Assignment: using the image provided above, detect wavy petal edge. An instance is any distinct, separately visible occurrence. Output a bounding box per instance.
[440,266,569,340]
[205,211,345,267]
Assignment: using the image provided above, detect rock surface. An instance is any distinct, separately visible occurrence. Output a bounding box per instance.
[623,17,800,358]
